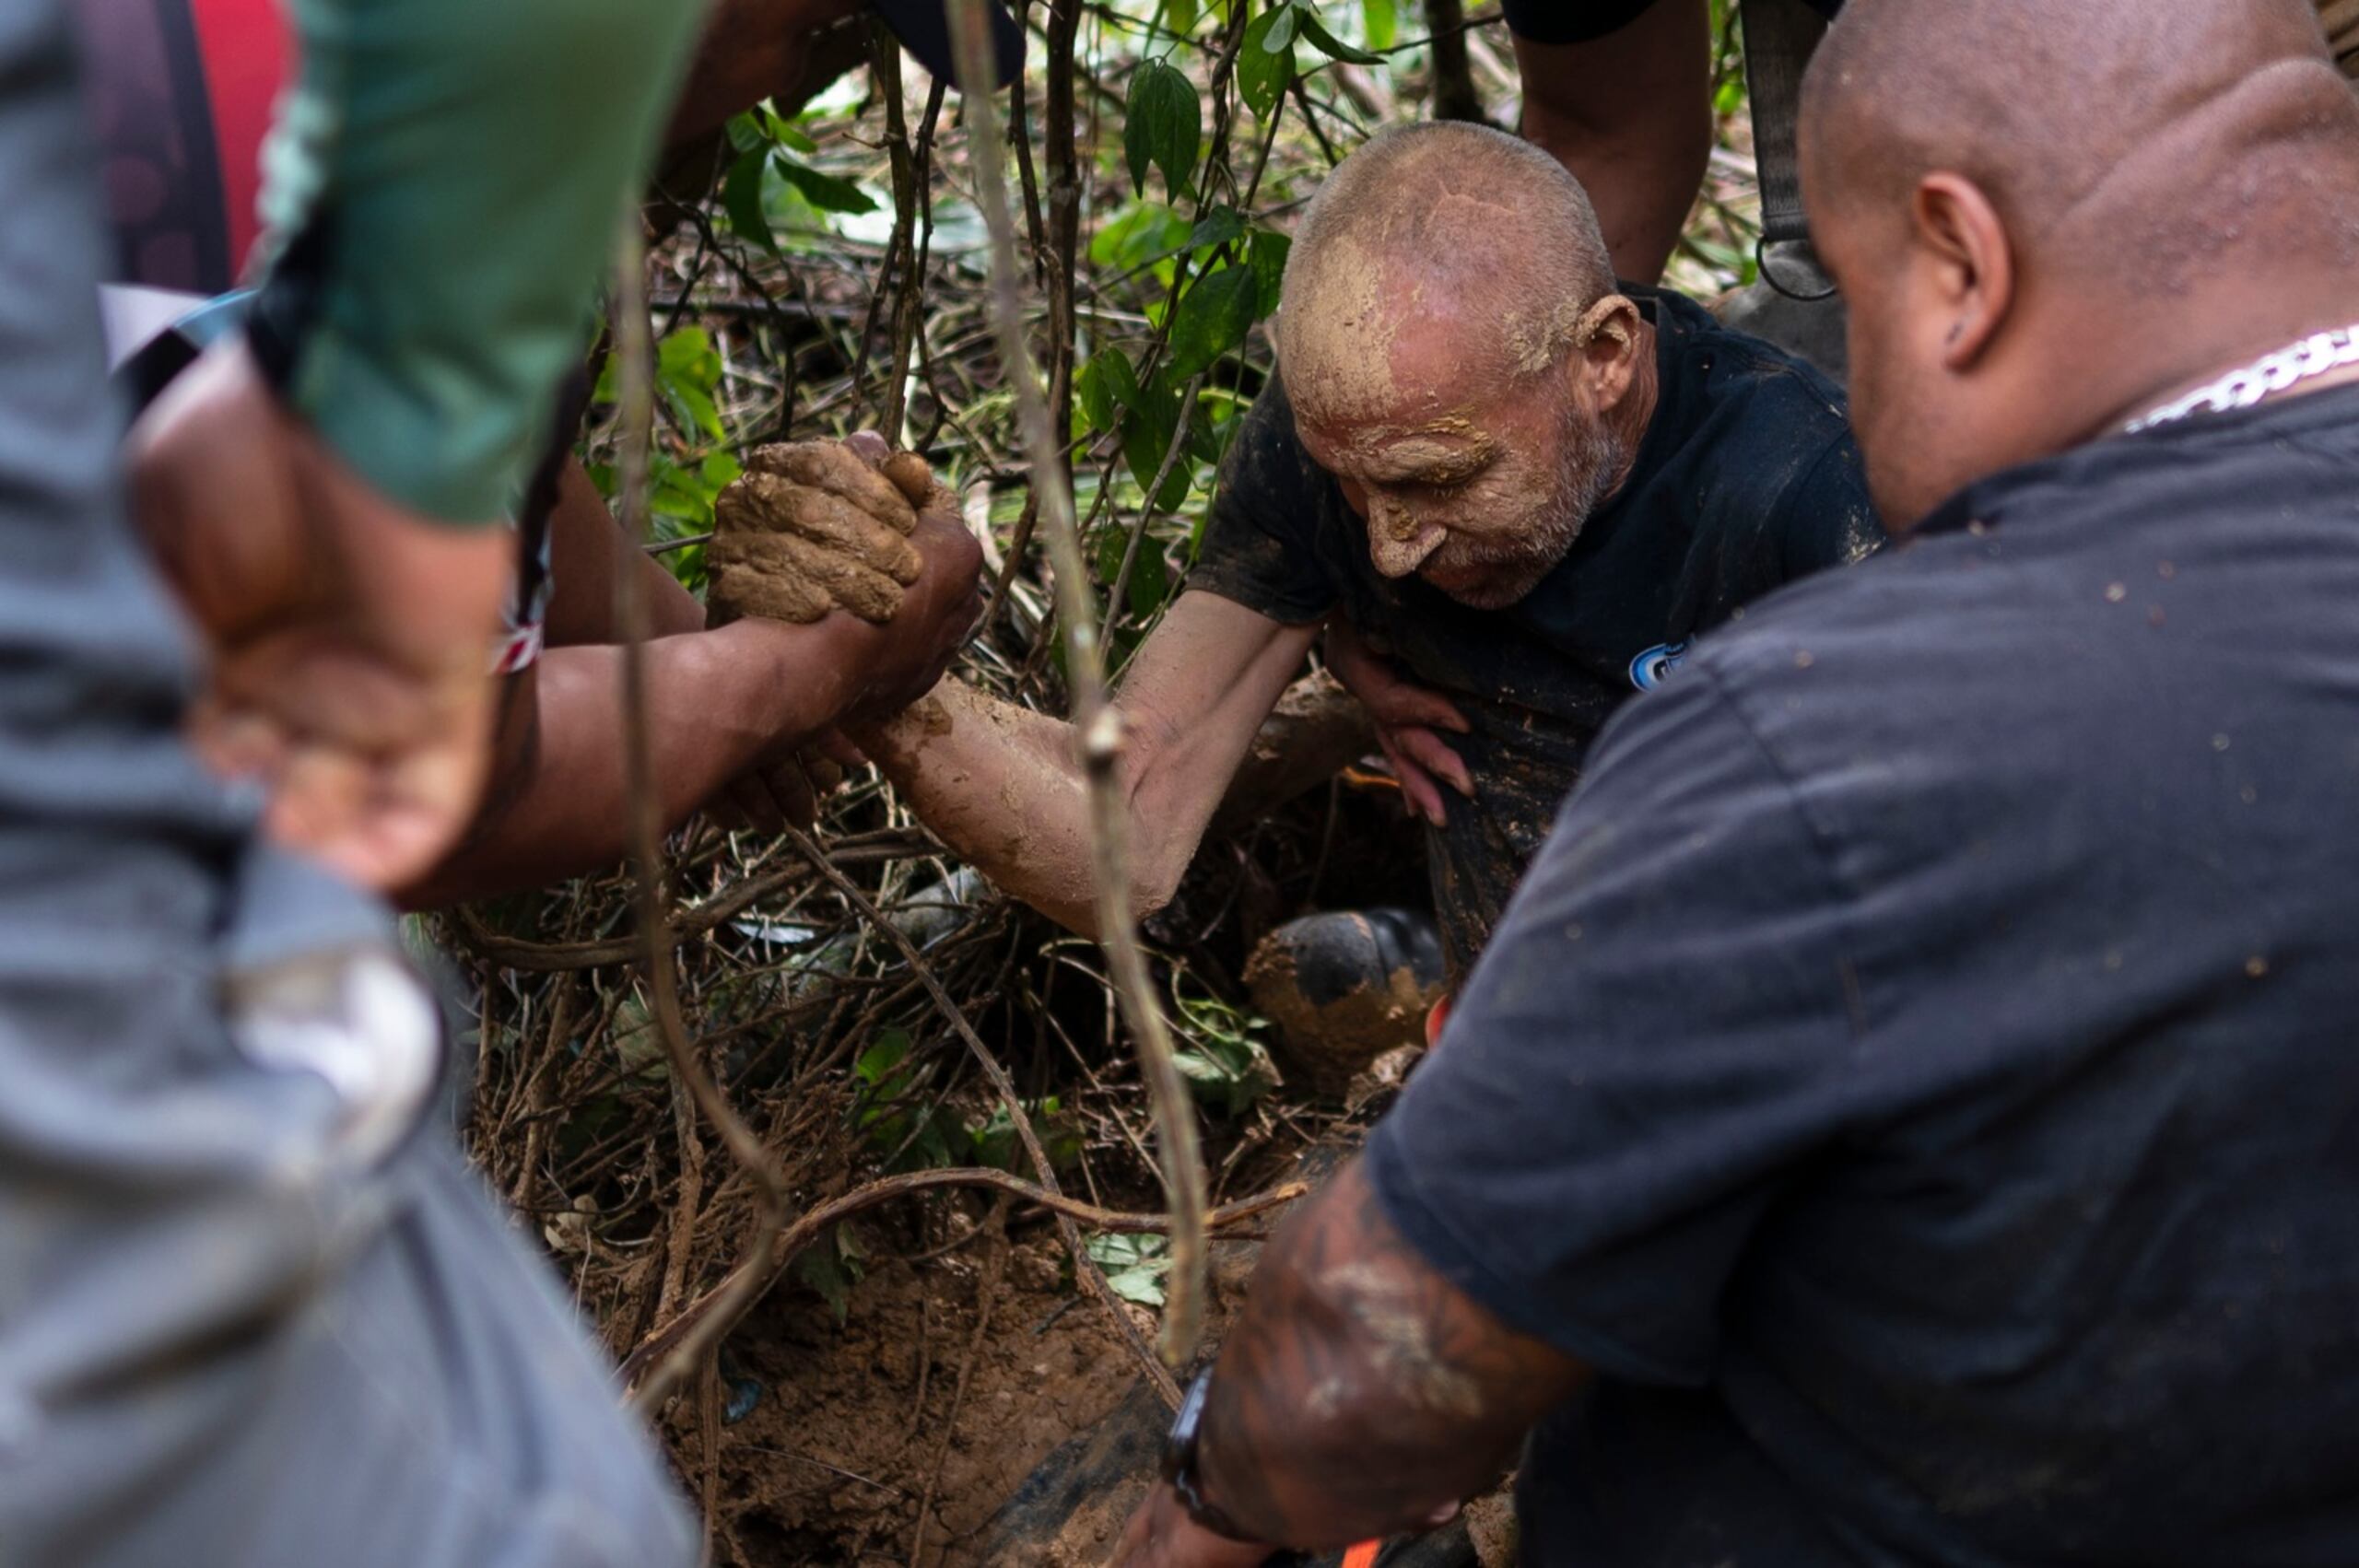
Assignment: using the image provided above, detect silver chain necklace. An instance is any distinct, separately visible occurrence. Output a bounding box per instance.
[2125,323,2359,433]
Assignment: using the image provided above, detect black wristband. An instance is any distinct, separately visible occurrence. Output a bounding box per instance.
[1161,1368,1262,1544]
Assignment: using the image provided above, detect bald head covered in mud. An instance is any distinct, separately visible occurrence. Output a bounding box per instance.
[1275,123,1656,609]
[1803,0,2359,523]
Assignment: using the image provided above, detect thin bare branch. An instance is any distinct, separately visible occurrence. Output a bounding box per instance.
[608,218,793,1419]
[943,0,1210,1372]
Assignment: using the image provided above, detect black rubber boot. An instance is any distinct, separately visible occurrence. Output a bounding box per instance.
[1245,907,1447,1097]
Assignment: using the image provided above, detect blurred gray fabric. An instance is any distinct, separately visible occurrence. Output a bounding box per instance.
[0,6,691,1562]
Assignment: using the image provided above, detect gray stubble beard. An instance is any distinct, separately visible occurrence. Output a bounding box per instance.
[1429,401,1631,611]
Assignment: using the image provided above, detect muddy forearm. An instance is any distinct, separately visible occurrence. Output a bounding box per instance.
[398,617,863,907]
[853,595,1314,937]
[1192,1160,1588,1549]
[851,679,1116,936]
[541,459,708,648]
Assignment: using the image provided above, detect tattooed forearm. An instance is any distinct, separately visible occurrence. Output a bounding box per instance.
[1192,1157,1588,1550]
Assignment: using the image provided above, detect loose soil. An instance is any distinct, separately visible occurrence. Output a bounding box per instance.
[687,1223,1150,1566]
[677,1141,1319,1566]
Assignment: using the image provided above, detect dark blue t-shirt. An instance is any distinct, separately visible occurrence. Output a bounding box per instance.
[1367,379,2359,1566]
[1191,287,1879,972]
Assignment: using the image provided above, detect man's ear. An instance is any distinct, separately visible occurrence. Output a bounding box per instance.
[1568,294,1645,411]
[1911,173,2014,371]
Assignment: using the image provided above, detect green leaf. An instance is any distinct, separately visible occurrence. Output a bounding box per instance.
[1106,349,1158,418]
[1109,357,1152,416]
[723,111,765,154]
[1297,8,1383,63]
[1089,200,1192,275]
[1122,424,1194,511]
[656,328,725,441]
[1186,205,1245,254]
[662,328,719,375]
[1246,228,1291,316]
[855,1030,913,1085]
[1361,0,1397,50]
[651,453,724,523]
[1117,369,1193,511]
[911,1111,957,1169]
[1093,521,1173,618]
[760,107,819,153]
[1128,538,1172,619]
[1105,1266,1167,1307]
[1174,1035,1280,1116]
[1076,346,1132,436]
[1086,1234,1170,1307]
[794,1235,855,1323]
[1168,264,1262,378]
[1160,0,1198,36]
[967,1097,1077,1175]
[723,148,779,254]
[773,156,877,215]
[1169,983,1282,1116]
[1238,8,1295,117]
[1262,3,1297,52]
[1187,397,1226,463]
[1095,521,1132,587]
[1123,59,1202,201]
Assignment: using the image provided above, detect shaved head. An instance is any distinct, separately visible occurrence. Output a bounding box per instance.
[1268,122,1655,609]
[1800,0,2359,524]
[1804,0,2356,284]
[1277,122,1619,427]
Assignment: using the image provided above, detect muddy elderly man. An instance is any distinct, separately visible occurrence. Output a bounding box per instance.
[825,118,1880,981]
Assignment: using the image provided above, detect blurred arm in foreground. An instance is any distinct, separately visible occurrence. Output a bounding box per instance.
[0,0,719,1560]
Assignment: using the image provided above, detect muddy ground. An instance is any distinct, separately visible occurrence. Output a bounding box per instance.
[675,1189,1282,1566]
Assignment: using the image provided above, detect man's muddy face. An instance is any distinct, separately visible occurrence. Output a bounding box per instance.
[1297,356,1629,611]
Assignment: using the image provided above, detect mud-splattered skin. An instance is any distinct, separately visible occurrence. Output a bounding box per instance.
[1182,1158,1587,1549]
[1193,289,1881,974]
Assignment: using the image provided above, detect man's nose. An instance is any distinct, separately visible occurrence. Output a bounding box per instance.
[1366,503,1446,579]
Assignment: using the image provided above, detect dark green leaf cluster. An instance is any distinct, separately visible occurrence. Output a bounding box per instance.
[851,1032,1082,1176]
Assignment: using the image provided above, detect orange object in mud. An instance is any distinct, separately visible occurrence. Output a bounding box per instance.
[1342,1543,1381,1568]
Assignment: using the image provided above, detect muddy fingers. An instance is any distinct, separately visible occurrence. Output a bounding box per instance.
[709,446,936,626]
[719,472,923,582]
[879,449,939,510]
[706,532,835,624]
[710,531,907,624]
[742,440,921,534]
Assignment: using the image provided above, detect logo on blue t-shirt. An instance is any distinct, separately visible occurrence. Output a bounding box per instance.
[1629,641,1690,692]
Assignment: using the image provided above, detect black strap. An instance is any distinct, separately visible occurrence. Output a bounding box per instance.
[242,207,334,396]
[1741,0,1824,249]
[1741,0,1836,298]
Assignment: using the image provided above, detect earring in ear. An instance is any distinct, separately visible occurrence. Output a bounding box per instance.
[1946,322,1965,345]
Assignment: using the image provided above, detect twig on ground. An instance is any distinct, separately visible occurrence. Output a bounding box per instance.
[617,1165,1307,1397]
